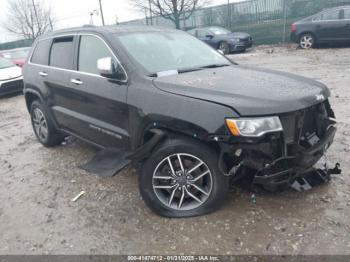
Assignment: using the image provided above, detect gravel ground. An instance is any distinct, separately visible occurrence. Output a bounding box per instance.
[0,45,350,255]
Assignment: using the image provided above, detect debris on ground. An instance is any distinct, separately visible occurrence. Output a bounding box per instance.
[71,191,86,202]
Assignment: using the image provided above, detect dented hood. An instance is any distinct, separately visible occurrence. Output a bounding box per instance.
[153,65,330,116]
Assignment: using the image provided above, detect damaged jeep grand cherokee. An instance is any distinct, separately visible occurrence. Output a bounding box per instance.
[23,26,337,217]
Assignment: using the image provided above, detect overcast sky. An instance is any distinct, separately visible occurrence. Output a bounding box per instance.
[0,0,243,43]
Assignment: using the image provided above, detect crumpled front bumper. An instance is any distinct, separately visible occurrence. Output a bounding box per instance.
[253,125,336,188]
[216,101,337,190]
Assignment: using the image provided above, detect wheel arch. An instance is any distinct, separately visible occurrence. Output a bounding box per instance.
[298,31,317,42]
[24,89,43,112]
[129,117,222,162]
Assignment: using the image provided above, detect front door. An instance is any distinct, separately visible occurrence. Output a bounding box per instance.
[67,34,129,149]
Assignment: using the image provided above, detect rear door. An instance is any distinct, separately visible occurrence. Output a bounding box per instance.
[46,35,78,131]
[66,34,129,149]
[341,8,350,41]
[315,9,343,42]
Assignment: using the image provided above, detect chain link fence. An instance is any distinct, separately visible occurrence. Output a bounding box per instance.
[121,0,350,45]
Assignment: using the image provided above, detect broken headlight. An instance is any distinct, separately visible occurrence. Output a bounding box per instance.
[226,117,283,137]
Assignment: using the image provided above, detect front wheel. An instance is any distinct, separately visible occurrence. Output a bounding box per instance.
[299,33,315,49]
[139,138,229,218]
[218,41,230,55]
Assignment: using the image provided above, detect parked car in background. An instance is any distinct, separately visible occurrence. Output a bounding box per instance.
[291,6,350,49]
[23,26,336,217]
[0,47,31,68]
[187,26,253,54]
[0,57,23,96]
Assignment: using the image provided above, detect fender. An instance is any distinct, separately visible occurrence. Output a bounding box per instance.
[24,88,61,131]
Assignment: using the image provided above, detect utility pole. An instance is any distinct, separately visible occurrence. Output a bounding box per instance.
[282,0,287,43]
[227,0,231,28]
[99,0,105,26]
[148,0,153,25]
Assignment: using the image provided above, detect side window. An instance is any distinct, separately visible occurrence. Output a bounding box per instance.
[78,35,113,75]
[344,9,350,19]
[321,10,340,21]
[49,36,74,69]
[31,39,52,65]
[197,30,210,38]
[78,35,125,80]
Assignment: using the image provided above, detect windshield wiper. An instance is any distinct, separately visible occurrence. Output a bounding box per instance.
[199,64,230,69]
[148,64,230,77]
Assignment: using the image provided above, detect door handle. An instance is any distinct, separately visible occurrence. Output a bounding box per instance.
[39,71,48,77]
[71,79,83,85]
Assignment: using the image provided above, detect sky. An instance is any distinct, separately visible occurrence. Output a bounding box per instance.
[0,0,243,43]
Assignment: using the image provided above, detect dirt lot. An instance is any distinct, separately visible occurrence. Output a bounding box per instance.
[0,45,350,255]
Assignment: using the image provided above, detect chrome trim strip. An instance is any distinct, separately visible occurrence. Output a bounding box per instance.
[28,33,128,83]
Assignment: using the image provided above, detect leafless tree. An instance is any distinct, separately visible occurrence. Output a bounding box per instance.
[135,0,204,29]
[4,0,54,40]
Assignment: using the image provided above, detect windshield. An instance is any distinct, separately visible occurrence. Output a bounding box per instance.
[116,32,231,75]
[0,57,15,69]
[209,27,231,35]
[1,50,29,60]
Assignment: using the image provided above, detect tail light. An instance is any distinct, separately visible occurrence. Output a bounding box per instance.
[291,24,297,32]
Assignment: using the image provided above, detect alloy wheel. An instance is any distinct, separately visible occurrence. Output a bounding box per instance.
[300,35,314,49]
[152,153,213,211]
[32,108,48,141]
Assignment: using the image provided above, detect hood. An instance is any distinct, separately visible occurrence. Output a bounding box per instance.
[153,65,330,116]
[0,66,22,81]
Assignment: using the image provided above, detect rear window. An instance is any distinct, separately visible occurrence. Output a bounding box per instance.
[31,39,51,65]
[321,10,340,20]
[344,9,350,19]
[49,36,74,69]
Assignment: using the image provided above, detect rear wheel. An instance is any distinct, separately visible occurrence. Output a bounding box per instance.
[299,33,315,49]
[139,138,229,217]
[30,100,65,147]
[218,41,230,55]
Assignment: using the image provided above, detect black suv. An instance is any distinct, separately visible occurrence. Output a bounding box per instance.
[24,25,336,217]
[291,6,350,49]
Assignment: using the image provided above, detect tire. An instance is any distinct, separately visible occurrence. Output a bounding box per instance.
[139,137,229,218]
[30,100,65,147]
[299,33,315,49]
[218,41,230,55]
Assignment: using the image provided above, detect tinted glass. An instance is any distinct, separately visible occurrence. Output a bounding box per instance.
[321,10,340,20]
[78,35,113,75]
[344,9,350,19]
[0,57,15,69]
[49,36,74,69]
[116,32,230,74]
[197,29,211,38]
[31,39,51,65]
[209,27,230,35]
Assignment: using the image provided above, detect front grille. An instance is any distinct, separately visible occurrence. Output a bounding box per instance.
[280,101,331,150]
[0,79,23,95]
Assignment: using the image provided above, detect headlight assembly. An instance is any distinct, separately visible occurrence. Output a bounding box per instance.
[226,117,283,137]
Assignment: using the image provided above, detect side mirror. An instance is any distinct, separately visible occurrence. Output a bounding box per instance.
[206,34,214,39]
[97,57,114,77]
